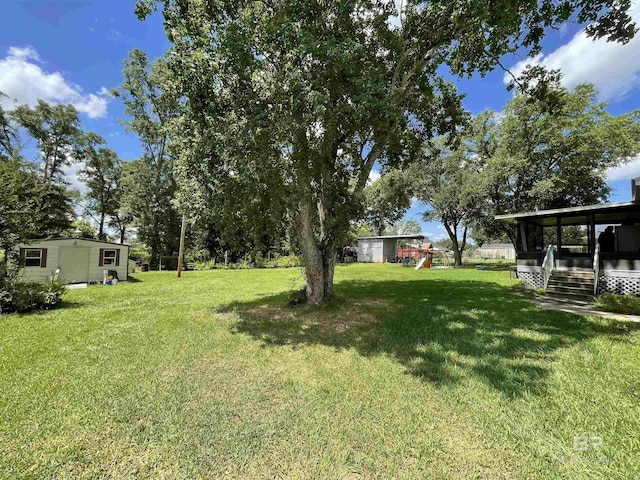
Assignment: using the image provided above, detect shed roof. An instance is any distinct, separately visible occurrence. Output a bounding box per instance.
[357,234,425,240]
[24,237,130,247]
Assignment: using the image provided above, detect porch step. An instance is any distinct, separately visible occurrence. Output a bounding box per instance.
[551,270,594,279]
[545,269,595,302]
[546,284,594,296]
[547,278,594,288]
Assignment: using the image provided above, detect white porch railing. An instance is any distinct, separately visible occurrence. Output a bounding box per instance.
[593,243,600,296]
[542,244,555,290]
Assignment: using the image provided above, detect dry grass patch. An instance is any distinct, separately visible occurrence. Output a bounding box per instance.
[244,297,393,335]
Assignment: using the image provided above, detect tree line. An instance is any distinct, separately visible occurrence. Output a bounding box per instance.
[2,0,640,305]
[361,80,640,265]
[0,47,296,273]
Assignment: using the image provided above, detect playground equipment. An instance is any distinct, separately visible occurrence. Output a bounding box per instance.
[432,249,450,267]
[398,241,450,269]
[413,250,450,269]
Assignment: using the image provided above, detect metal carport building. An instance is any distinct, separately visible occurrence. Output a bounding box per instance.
[357,234,426,263]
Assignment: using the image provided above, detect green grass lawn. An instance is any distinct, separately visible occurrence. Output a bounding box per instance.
[1,265,639,479]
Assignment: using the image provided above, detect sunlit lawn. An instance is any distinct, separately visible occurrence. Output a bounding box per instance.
[1,264,638,479]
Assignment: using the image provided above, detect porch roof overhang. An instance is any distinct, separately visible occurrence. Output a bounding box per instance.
[495,201,640,226]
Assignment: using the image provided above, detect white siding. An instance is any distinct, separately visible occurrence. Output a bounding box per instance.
[479,247,516,260]
[16,239,129,283]
[18,242,59,283]
[358,239,384,263]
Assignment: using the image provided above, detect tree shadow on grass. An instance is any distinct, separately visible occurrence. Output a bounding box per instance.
[220,278,638,398]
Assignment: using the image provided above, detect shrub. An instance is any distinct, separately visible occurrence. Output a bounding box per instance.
[130,245,151,265]
[254,253,267,268]
[193,259,216,270]
[267,255,304,268]
[593,293,640,316]
[0,278,66,314]
[192,254,304,270]
[229,259,253,269]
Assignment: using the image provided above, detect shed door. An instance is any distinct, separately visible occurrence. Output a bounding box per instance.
[59,247,90,283]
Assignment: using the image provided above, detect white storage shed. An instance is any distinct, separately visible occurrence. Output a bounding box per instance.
[478,243,516,260]
[357,234,426,263]
[16,238,129,284]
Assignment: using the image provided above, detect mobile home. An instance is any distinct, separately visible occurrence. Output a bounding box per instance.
[16,238,129,284]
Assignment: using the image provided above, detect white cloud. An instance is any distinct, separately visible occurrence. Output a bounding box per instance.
[368,168,381,184]
[61,161,87,195]
[388,0,403,28]
[607,154,640,181]
[0,46,108,118]
[9,46,40,61]
[505,2,640,101]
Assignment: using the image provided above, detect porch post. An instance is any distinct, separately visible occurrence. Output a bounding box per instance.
[556,217,562,257]
[519,221,528,251]
[589,214,596,255]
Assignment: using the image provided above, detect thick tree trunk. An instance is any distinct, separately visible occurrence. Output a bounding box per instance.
[295,203,338,304]
[298,246,337,304]
[296,203,325,304]
[444,221,464,267]
[322,244,337,299]
[459,225,468,265]
[99,212,106,240]
[453,248,462,266]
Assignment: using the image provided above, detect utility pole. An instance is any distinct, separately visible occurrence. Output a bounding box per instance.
[177,214,187,277]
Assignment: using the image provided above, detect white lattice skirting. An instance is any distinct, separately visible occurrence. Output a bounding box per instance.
[598,276,640,295]
[517,271,544,289]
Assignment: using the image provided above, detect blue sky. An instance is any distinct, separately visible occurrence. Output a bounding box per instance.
[1,0,640,244]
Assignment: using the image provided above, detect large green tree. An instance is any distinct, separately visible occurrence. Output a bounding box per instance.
[415,132,489,266]
[477,82,640,248]
[385,219,422,236]
[363,169,414,236]
[137,0,635,303]
[109,207,135,245]
[80,148,122,240]
[11,101,101,185]
[0,160,73,260]
[1,97,74,264]
[119,157,181,267]
[114,49,183,267]
[64,218,97,239]
[0,94,17,161]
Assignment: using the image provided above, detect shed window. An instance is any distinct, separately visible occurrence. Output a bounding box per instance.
[103,249,117,266]
[25,249,46,267]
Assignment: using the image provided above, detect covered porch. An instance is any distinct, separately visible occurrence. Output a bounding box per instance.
[496,179,640,295]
